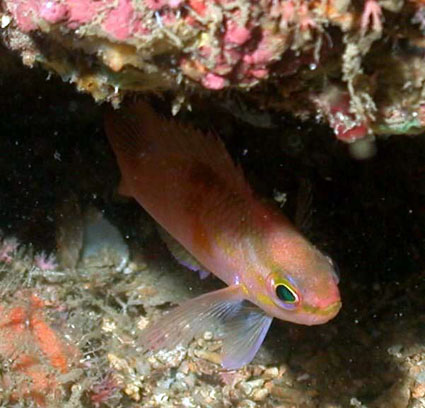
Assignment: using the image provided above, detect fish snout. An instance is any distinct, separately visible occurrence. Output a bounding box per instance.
[302,299,342,325]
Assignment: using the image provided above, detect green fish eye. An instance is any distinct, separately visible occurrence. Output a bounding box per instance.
[275,284,298,303]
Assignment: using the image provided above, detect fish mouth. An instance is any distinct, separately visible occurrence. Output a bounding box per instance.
[323,300,342,317]
[302,300,342,325]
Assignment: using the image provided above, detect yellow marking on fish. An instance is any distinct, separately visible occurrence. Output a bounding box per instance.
[256,293,274,306]
[302,301,341,316]
[214,232,238,258]
[240,283,249,296]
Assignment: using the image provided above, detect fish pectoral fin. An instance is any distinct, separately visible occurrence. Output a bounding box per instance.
[139,285,244,352]
[221,302,273,369]
[139,286,273,369]
[156,225,210,279]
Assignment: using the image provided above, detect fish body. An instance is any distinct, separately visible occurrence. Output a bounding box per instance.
[105,102,341,369]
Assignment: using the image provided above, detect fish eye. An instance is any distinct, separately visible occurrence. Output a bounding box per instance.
[275,284,298,304]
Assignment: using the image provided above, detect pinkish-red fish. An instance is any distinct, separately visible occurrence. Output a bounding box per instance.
[105,102,341,369]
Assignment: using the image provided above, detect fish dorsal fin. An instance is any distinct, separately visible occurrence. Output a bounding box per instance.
[139,285,273,369]
[105,101,251,196]
[156,225,210,278]
[221,302,273,369]
[105,106,150,159]
[295,178,313,234]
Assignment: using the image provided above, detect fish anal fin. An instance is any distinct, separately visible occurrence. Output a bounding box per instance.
[139,285,244,352]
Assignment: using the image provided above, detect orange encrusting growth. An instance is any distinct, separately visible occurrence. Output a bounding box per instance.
[0,292,80,406]
[31,312,69,373]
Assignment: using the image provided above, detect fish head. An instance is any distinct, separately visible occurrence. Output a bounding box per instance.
[251,234,341,326]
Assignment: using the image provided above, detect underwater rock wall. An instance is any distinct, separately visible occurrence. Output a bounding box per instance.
[2,0,425,141]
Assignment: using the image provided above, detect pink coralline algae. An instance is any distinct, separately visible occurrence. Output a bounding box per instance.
[39,1,68,24]
[7,0,40,31]
[1,0,381,93]
[2,0,300,85]
[313,87,369,143]
[34,252,58,271]
[66,0,101,27]
[102,0,135,41]
[7,0,102,31]
[202,72,228,90]
[0,237,19,264]
[224,20,251,45]
[144,0,167,11]
[5,0,425,139]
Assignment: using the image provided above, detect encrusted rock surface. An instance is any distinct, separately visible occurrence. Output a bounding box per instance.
[3,0,425,140]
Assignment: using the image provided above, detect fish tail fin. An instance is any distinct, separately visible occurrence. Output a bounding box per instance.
[139,285,273,369]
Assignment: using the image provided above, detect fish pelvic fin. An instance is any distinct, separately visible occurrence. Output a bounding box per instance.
[139,285,273,369]
[105,101,251,196]
[156,225,210,279]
